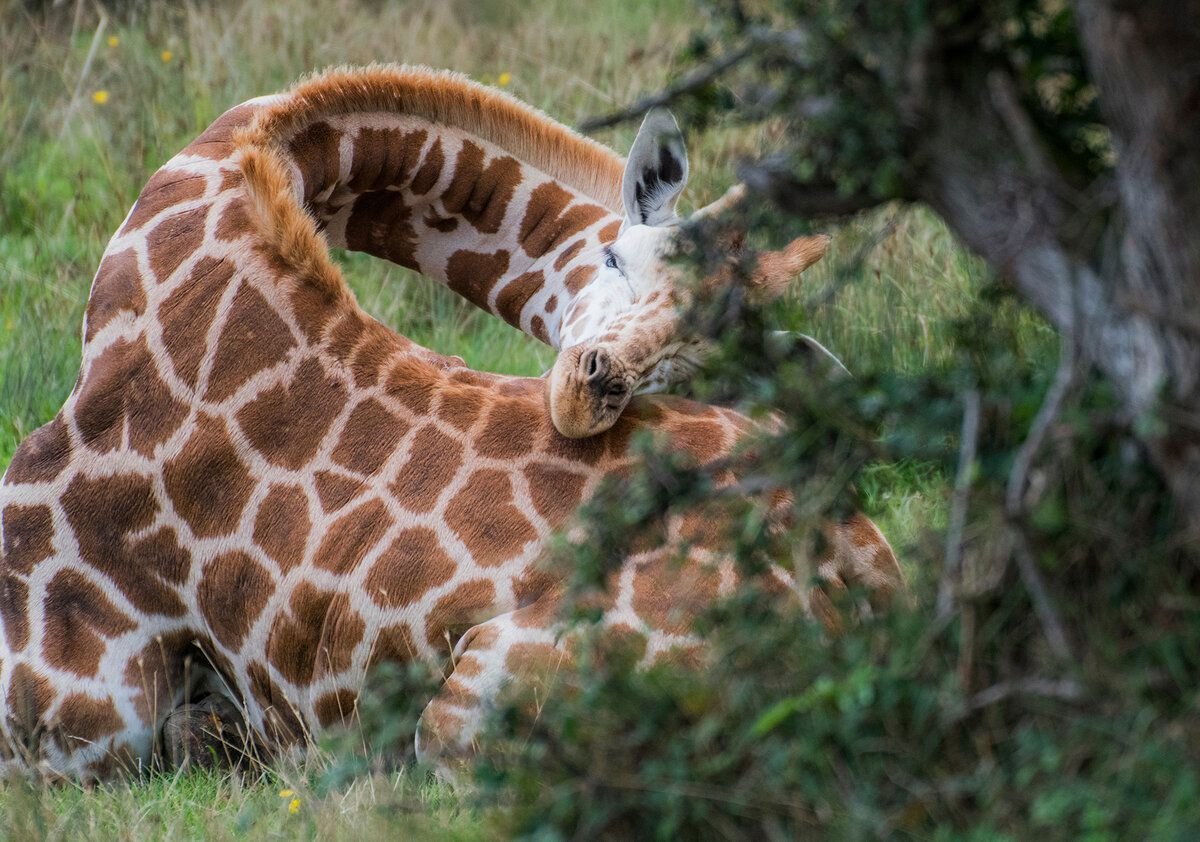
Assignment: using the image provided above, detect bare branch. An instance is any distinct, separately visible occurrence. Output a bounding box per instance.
[1006,335,1079,516]
[937,389,982,621]
[965,676,1084,713]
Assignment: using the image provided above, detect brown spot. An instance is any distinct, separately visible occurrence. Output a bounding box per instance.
[423,209,458,232]
[197,550,274,650]
[314,689,358,728]
[314,470,367,512]
[599,219,621,243]
[3,415,70,484]
[364,527,456,608]
[214,195,250,241]
[385,357,437,415]
[0,574,29,650]
[326,310,368,360]
[519,182,608,259]
[451,654,483,678]
[667,420,727,463]
[390,425,463,512]
[146,205,210,283]
[513,567,558,608]
[347,127,426,193]
[445,248,510,309]
[122,629,198,722]
[61,472,190,615]
[495,270,544,329]
[237,356,348,470]
[445,470,537,567]
[160,256,237,389]
[43,569,137,676]
[505,642,559,676]
[313,499,392,575]
[7,664,53,742]
[267,584,365,683]
[124,170,207,232]
[332,398,410,476]
[545,295,558,314]
[247,661,305,743]
[523,464,587,524]
[345,191,419,269]
[190,103,260,160]
[288,121,343,203]
[437,386,485,432]
[411,136,445,195]
[85,249,145,341]
[163,413,254,539]
[553,239,586,271]
[437,677,478,708]
[631,555,721,636]
[75,335,189,456]
[254,484,310,571]
[1,504,55,574]
[565,265,597,294]
[204,282,296,402]
[475,398,538,460]
[348,321,399,388]
[531,316,550,344]
[441,141,521,234]
[368,623,420,666]
[427,579,497,646]
[288,274,341,343]
[54,694,124,751]
[544,429,607,465]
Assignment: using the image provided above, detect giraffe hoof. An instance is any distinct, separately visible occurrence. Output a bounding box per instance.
[160,694,250,772]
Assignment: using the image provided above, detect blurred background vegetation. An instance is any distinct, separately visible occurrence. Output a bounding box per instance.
[3,0,1196,839]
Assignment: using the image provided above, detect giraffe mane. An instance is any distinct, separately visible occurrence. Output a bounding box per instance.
[235,63,625,302]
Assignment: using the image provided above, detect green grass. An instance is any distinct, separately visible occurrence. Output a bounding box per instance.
[0,0,1053,836]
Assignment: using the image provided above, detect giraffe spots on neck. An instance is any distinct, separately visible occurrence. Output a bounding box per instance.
[197,550,274,651]
[160,256,236,390]
[237,357,348,470]
[314,470,368,512]
[553,239,586,272]
[0,570,29,652]
[163,413,254,540]
[446,470,537,567]
[62,472,190,615]
[345,191,420,270]
[367,622,420,667]
[631,552,723,637]
[565,264,597,294]
[523,464,588,524]
[254,484,311,572]
[423,208,458,232]
[411,136,445,195]
[123,170,208,233]
[188,102,260,160]
[332,398,410,476]
[495,270,544,329]
[385,358,437,415]
[436,386,486,432]
[314,689,358,728]
[599,219,622,243]
[247,661,306,742]
[348,321,400,388]
[76,335,189,456]
[544,294,559,315]
[518,182,608,259]
[445,248,510,309]
[364,527,456,609]
[476,398,539,460]
[512,569,558,612]
[313,499,392,575]
[6,664,53,748]
[348,127,427,194]
[3,415,70,485]
[288,273,342,344]
[215,195,251,242]
[2,504,55,574]
[147,204,210,283]
[544,427,607,466]
[426,579,498,647]
[43,569,138,677]
[665,419,728,464]
[390,425,463,513]
[205,281,297,403]
[267,584,365,683]
[530,316,551,344]
[441,140,522,235]
[85,249,146,342]
[52,693,124,753]
[288,121,344,204]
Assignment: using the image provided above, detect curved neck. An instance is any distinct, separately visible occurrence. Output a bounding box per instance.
[276,111,624,349]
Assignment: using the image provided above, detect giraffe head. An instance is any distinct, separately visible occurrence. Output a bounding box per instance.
[547,109,829,438]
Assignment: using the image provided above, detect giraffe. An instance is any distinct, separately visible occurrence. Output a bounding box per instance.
[0,65,902,780]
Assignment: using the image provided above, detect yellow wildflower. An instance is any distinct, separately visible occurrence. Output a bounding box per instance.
[278,788,295,798]
[92,90,109,105]
[497,71,512,87]
[160,50,174,63]
[107,35,119,48]
[288,798,301,814]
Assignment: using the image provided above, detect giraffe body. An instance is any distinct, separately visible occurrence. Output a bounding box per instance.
[0,67,899,779]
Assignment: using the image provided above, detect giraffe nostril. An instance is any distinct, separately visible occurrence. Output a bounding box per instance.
[582,348,610,384]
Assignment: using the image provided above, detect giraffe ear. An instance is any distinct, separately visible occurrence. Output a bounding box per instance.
[621,108,689,231]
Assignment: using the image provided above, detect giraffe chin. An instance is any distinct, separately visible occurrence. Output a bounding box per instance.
[546,345,633,438]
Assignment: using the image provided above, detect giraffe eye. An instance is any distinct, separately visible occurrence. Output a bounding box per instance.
[604,253,618,270]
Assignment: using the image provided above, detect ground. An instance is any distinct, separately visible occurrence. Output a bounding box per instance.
[0,0,1051,836]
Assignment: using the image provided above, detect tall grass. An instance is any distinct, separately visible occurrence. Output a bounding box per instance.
[0,0,1051,835]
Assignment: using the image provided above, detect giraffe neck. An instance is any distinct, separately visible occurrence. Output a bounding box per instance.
[262,110,626,349]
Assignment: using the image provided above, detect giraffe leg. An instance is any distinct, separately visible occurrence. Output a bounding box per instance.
[416,596,568,774]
